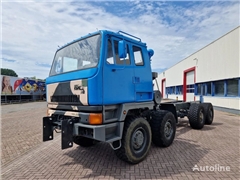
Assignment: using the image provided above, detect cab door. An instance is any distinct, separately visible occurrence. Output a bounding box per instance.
[103,37,135,105]
[130,44,153,102]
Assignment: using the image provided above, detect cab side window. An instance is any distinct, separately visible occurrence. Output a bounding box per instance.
[114,40,131,65]
[133,46,144,66]
[124,44,131,65]
[113,40,121,65]
[106,39,114,64]
[107,38,131,65]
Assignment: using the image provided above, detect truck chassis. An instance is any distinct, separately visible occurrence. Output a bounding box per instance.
[43,99,214,164]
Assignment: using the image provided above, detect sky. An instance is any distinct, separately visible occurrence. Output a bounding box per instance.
[1,0,239,79]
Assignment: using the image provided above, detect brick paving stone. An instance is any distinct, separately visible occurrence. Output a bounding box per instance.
[1,102,240,180]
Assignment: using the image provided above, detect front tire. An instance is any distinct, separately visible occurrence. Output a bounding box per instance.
[115,116,152,164]
[150,110,176,147]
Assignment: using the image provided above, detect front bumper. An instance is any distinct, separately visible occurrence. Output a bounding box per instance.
[43,116,123,149]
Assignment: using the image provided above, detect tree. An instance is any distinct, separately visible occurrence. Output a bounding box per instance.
[1,68,18,77]
[37,78,46,82]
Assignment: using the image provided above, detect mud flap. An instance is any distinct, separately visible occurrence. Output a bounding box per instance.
[43,117,54,141]
[61,119,74,149]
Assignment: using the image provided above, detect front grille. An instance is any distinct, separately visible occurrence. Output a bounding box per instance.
[51,95,80,102]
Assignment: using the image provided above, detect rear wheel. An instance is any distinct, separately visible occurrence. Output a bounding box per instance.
[150,110,176,147]
[115,116,152,164]
[73,136,96,147]
[188,103,205,129]
[202,103,214,125]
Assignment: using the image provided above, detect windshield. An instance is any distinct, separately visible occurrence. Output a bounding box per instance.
[50,34,101,76]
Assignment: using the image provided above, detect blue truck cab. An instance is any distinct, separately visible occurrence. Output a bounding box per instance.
[43,30,162,164]
[46,30,155,106]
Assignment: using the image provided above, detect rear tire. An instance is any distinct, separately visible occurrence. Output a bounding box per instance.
[188,103,205,129]
[115,116,152,164]
[73,136,96,147]
[202,103,214,125]
[150,110,176,147]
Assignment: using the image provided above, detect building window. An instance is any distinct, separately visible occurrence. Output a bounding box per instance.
[202,84,206,95]
[176,86,182,95]
[179,86,182,94]
[197,84,201,95]
[214,80,224,96]
[172,86,176,94]
[166,86,178,95]
[227,79,238,96]
[166,87,170,95]
[187,84,194,93]
[206,82,211,95]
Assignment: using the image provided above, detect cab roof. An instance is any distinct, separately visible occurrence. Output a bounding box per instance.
[58,30,147,50]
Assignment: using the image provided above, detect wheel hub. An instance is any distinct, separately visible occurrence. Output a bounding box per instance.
[133,129,144,149]
[164,121,172,138]
[199,110,204,122]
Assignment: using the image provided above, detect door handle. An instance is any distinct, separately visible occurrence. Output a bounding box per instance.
[112,67,125,72]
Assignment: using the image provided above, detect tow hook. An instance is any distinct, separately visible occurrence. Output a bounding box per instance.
[61,119,76,149]
[43,117,78,149]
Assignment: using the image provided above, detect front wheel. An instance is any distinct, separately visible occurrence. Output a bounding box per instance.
[115,116,152,164]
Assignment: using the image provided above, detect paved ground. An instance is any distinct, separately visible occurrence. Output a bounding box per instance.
[1,102,239,180]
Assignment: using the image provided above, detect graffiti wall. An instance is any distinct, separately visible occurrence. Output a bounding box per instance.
[1,75,45,95]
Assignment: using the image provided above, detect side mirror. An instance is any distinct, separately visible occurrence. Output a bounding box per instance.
[147,49,154,59]
[118,40,127,58]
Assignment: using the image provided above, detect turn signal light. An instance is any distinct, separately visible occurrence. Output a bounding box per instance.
[89,113,102,125]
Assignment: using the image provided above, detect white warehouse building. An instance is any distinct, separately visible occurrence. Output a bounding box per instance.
[155,26,240,111]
